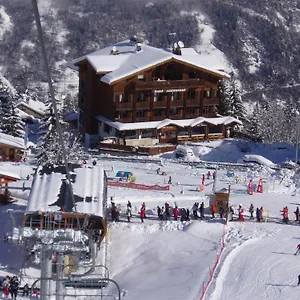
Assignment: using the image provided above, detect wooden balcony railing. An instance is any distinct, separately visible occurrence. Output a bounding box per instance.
[150,116,166,121]
[136,101,150,109]
[136,117,150,122]
[170,100,184,107]
[186,99,200,107]
[153,101,167,108]
[203,97,219,106]
[115,102,133,110]
[135,79,205,90]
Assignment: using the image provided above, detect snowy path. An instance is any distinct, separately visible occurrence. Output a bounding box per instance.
[208,223,300,300]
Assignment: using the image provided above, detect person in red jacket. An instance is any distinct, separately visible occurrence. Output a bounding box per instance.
[211,204,216,218]
[173,206,179,221]
[281,206,289,224]
[140,203,146,222]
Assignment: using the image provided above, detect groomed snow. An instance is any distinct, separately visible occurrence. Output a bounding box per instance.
[1,139,300,300]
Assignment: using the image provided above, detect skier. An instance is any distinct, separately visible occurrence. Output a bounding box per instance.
[295,206,299,221]
[186,208,190,221]
[213,171,216,180]
[256,207,261,222]
[260,206,264,221]
[140,203,146,223]
[219,205,225,219]
[10,276,19,300]
[2,276,10,298]
[281,206,289,224]
[168,176,172,184]
[165,202,170,220]
[199,202,205,219]
[181,208,187,222]
[192,202,199,219]
[92,159,97,166]
[249,204,254,219]
[298,274,300,285]
[157,206,162,220]
[211,203,216,218]
[173,206,179,221]
[202,174,205,185]
[294,244,300,255]
[238,205,244,222]
[126,206,131,222]
[127,201,132,217]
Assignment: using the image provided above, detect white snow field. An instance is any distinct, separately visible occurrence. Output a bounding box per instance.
[1,139,300,300]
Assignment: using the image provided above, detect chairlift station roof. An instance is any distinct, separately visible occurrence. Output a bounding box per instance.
[26,165,106,217]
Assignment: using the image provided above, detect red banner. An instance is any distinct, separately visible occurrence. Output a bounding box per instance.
[108,181,170,191]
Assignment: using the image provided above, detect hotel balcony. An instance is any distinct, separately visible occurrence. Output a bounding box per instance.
[203,97,219,106]
[115,101,133,110]
[152,100,167,108]
[135,79,205,91]
[170,100,184,107]
[186,99,200,107]
[136,101,150,109]
[135,116,150,122]
[150,115,166,121]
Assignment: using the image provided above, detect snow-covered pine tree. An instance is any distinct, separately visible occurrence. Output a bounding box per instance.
[217,79,231,116]
[36,96,64,166]
[0,79,13,134]
[8,101,24,138]
[245,103,263,142]
[227,77,246,122]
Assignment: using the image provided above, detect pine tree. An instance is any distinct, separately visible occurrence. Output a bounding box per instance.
[217,79,231,115]
[8,101,24,138]
[245,103,263,142]
[36,97,64,166]
[227,77,246,122]
[0,80,13,134]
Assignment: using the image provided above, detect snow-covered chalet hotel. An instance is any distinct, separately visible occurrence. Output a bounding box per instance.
[70,37,242,149]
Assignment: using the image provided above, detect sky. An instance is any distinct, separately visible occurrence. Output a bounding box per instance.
[1,139,300,300]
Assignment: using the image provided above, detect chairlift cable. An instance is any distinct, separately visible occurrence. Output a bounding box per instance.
[31,0,81,228]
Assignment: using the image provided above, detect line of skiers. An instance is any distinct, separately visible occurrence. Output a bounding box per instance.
[111,200,298,225]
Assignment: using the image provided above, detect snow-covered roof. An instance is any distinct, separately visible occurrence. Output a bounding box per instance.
[26,165,106,217]
[96,115,242,131]
[71,40,230,85]
[16,99,46,116]
[0,170,21,181]
[0,132,25,149]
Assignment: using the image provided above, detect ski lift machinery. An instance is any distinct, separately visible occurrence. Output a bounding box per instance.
[3,1,121,299]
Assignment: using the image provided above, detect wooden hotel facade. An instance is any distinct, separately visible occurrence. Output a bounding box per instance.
[71,39,241,148]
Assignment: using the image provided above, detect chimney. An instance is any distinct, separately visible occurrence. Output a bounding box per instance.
[110,46,120,55]
[136,43,142,52]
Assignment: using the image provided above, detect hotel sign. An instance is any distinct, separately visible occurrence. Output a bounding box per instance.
[154,88,186,93]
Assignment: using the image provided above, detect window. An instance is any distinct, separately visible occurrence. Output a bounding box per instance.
[114,94,123,103]
[170,108,177,115]
[188,89,197,99]
[138,74,145,81]
[137,93,145,102]
[172,92,181,101]
[136,110,145,118]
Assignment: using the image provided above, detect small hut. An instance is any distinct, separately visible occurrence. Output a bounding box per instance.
[209,170,230,213]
